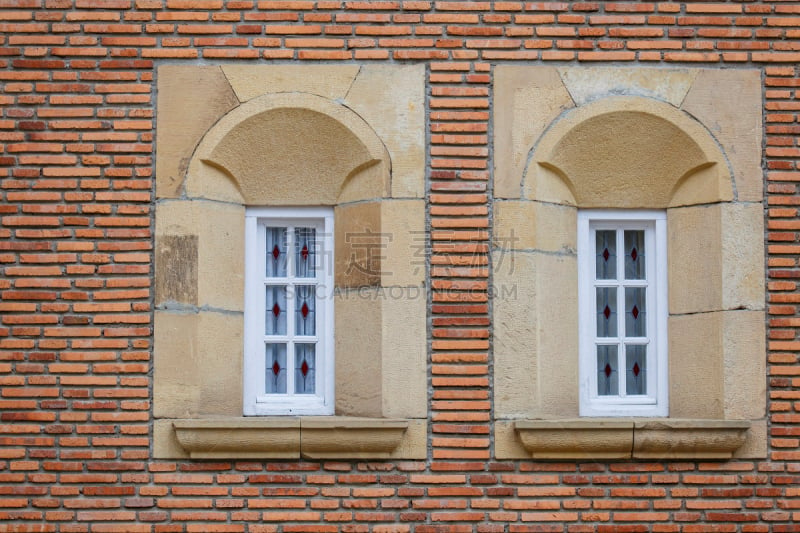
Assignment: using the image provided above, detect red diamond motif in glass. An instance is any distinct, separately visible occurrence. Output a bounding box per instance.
[632,305,639,319]
[631,247,638,261]
[301,302,309,319]
[603,305,611,319]
[604,363,612,378]
[272,245,280,260]
[272,303,280,318]
[632,362,640,377]
[301,244,309,261]
[301,360,309,377]
[602,248,609,261]
[272,361,281,376]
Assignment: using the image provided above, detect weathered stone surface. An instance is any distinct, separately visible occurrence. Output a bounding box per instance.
[494,66,574,199]
[221,64,360,102]
[345,64,426,199]
[155,200,245,312]
[335,202,382,289]
[155,235,198,306]
[633,419,750,460]
[668,203,764,315]
[157,65,239,199]
[722,310,766,420]
[493,200,576,253]
[300,417,408,459]
[153,310,243,419]
[682,69,763,202]
[382,292,427,419]
[559,66,696,107]
[526,97,732,208]
[735,419,767,459]
[515,419,634,460]
[381,199,426,286]
[173,418,301,459]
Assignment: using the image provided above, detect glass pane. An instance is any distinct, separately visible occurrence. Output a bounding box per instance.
[295,285,316,336]
[596,345,619,396]
[625,287,646,337]
[596,287,617,337]
[595,230,617,280]
[295,227,316,278]
[626,345,646,395]
[294,343,316,394]
[265,285,287,335]
[266,227,287,278]
[265,343,287,394]
[624,230,645,280]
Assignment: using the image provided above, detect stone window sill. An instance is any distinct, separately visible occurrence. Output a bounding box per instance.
[165,417,422,460]
[512,419,751,460]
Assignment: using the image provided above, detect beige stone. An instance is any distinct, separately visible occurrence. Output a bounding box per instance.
[221,64,360,103]
[668,312,725,419]
[187,92,390,207]
[526,97,733,208]
[153,310,243,419]
[722,311,767,420]
[734,418,767,459]
[381,199,426,286]
[632,419,749,460]
[334,202,382,289]
[493,66,574,199]
[682,69,763,202]
[493,251,578,419]
[300,417,409,459]
[382,292,427,419]
[155,200,245,312]
[334,289,382,417]
[345,65,426,199]
[494,420,531,460]
[153,419,188,459]
[156,66,239,199]
[493,200,576,253]
[173,418,301,459]
[668,203,764,315]
[155,235,198,306]
[515,419,634,460]
[185,159,246,204]
[559,66,696,107]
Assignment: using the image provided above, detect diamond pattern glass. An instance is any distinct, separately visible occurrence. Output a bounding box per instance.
[265,343,287,394]
[295,285,316,336]
[596,345,619,396]
[265,285,287,335]
[295,227,316,278]
[596,287,617,337]
[294,343,315,394]
[266,227,287,278]
[624,230,645,280]
[595,230,616,280]
[626,345,646,395]
[625,287,646,337]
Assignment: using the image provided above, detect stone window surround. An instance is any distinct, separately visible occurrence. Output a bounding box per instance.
[153,65,427,460]
[493,66,766,460]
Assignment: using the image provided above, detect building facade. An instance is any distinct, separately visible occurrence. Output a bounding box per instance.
[1,1,799,531]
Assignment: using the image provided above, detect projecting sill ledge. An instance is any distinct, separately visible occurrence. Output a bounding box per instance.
[513,419,751,460]
[171,417,411,460]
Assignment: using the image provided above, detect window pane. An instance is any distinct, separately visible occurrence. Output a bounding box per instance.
[595,230,616,280]
[295,227,316,278]
[295,285,316,336]
[626,345,646,395]
[624,230,645,280]
[265,343,287,394]
[625,287,646,337]
[294,343,316,394]
[265,285,287,335]
[266,227,288,278]
[596,345,618,396]
[596,287,617,337]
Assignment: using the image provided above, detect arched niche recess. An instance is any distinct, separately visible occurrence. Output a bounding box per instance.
[154,92,426,460]
[494,95,765,460]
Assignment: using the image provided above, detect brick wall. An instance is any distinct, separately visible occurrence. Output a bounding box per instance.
[1,1,799,531]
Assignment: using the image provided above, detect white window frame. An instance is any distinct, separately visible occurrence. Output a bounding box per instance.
[243,207,335,416]
[578,210,668,417]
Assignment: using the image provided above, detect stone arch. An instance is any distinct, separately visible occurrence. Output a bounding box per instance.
[184,92,392,205]
[523,96,733,208]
